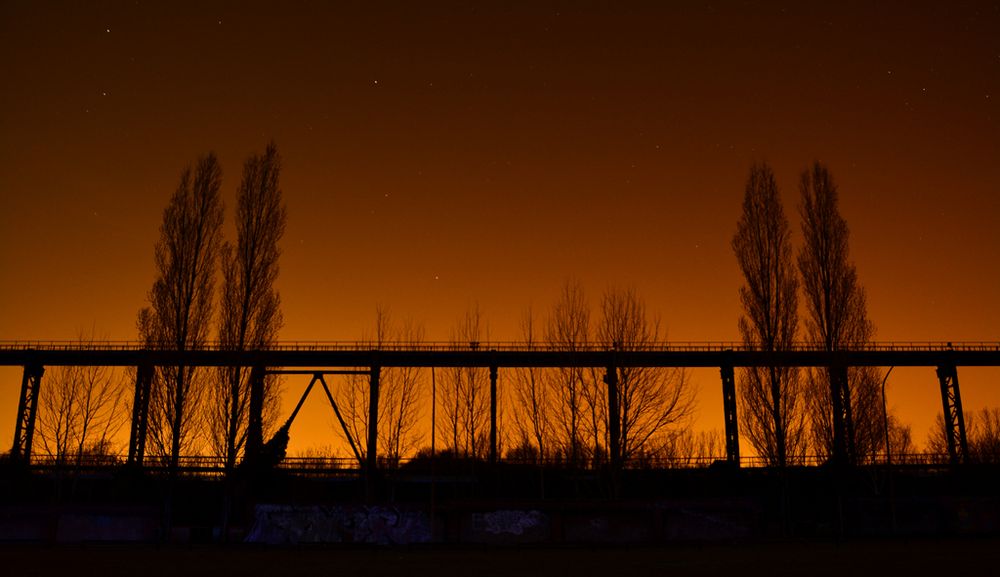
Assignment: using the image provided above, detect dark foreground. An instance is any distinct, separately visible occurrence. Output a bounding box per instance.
[2,538,999,577]
[3,463,1000,545]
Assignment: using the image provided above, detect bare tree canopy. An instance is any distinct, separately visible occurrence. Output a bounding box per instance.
[437,304,491,458]
[732,162,805,466]
[509,307,551,463]
[334,306,426,466]
[797,162,883,462]
[598,286,695,464]
[36,332,126,465]
[376,308,426,465]
[927,408,1000,464]
[544,279,595,466]
[209,141,287,470]
[139,153,225,467]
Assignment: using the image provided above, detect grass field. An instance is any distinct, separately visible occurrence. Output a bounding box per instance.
[2,538,998,577]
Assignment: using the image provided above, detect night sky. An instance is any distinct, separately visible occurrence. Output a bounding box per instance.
[1,2,998,455]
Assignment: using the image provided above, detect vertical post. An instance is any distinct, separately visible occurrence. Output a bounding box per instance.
[127,364,153,467]
[245,365,266,461]
[937,364,969,465]
[431,367,436,458]
[720,365,740,466]
[367,365,380,472]
[489,365,498,466]
[605,365,620,470]
[829,364,852,466]
[11,364,44,463]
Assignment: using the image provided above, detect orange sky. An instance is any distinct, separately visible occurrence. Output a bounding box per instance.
[1,2,998,457]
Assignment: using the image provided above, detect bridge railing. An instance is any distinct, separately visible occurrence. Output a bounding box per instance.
[20,451,958,477]
[2,340,999,353]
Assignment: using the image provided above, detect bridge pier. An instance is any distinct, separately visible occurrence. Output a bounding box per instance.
[720,365,740,466]
[829,364,853,466]
[937,364,969,465]
[11,364,44,463]
[366,365,380,472]
[605,364,620,469]
[127,364,153,467]
[489,365,498,466]
[245,365,267,461]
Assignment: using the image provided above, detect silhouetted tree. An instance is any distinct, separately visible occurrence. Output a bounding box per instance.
[927,407,1000,464]
[970,407,1000,463]
[378,310,425,465]
[886,413,914,461]
[797,162,884,463]
[732,162,806,466]
[510,307,550,462]
[36,333,126,465]
[208,142,286,471]
[925,412,951,460]
[544,280,594,466]
[598,286,695,464]
[139,153,224,468]
[658,429,723,468]
[437,305,490,458]
[335,306,426,466]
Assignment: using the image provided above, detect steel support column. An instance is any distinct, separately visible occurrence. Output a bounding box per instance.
[127,364,153,467]
[245,365,267,460]
[605,365,620,469]
[937,364,969,465]
[367,365,380,472]
[10,364,44,463]
[829,364,853,466]
[489,365,498,466]
[720,365,740,466]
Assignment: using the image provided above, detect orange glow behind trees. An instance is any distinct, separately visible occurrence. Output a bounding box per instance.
[1,3,998,459]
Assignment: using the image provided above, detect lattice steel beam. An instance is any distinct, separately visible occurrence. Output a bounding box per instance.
[10,364,44,463]
[937,364,969,465]
[127,364,153,467]
[720,365,740,465]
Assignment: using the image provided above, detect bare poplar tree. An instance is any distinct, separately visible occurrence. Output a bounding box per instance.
[209,141,286,471]
[732,162,806,466]
[139,153,225,468]
[544,280,593,466]
[510,307,550,462]
[797,162,884,463]
[36,335,126,465]
[598,286,695,464]
[437,305,490,458]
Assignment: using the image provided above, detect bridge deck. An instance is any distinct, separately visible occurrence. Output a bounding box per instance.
[1,341,999,367]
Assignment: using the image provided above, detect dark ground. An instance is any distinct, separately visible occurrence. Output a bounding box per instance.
[2,538,999,577]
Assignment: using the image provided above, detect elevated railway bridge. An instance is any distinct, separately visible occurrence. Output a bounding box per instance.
[2,341,998,472]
